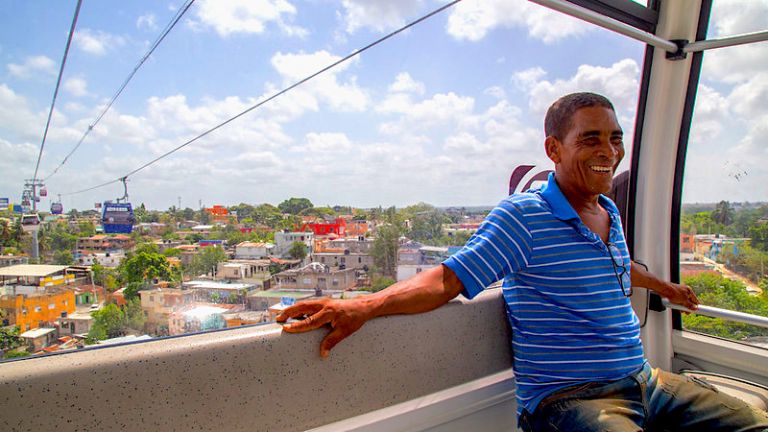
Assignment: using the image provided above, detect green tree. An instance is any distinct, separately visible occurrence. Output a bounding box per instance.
[749,223,768,252]
[0,326,24,352]
[372,224,400,278]
[711,200,734,226]
[78,221,96,237]
[53,250,74,265]
[288,241,308,260]
[253,203,284,227]
[227,292,239,304]
[187,246,227,277]
[278,197,313,215]
[370,275,395,293]
[118,244,174,299]
[123,298,146,333]
[88,303,125,340]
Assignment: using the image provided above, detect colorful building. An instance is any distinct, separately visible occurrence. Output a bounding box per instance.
[0,289,75,331]
[299,217,347,236]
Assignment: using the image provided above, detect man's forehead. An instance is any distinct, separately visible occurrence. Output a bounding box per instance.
[570,107,622,134]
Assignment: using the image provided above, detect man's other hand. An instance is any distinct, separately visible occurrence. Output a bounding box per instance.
[276,298,370,358]
[661,282,700,311]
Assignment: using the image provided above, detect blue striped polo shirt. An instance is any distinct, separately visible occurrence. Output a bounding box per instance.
[443,173,643,417]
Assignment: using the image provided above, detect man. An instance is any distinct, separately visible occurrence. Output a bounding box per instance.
[277,93,768,431]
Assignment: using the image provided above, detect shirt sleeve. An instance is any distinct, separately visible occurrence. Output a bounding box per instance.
[442,199,532,299]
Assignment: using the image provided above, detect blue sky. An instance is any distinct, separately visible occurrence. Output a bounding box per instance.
[1,0,766,211]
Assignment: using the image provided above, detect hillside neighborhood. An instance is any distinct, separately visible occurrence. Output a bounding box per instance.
[0,199,484,358]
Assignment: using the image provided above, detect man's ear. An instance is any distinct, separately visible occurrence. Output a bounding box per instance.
[545,136,561,164]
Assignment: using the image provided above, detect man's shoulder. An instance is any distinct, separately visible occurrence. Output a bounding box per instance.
[499,191,550,215]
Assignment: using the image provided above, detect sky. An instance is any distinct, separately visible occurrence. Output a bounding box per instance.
[0,0,766,212]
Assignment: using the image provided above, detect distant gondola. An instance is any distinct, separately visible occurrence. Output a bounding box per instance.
[51,202,64,215]
[101,201,135,234]
[20,213,41,232]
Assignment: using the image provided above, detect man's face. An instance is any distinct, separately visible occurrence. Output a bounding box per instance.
[547,106,624,196]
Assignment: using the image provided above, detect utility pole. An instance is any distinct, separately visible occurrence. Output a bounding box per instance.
[23,178,44,261]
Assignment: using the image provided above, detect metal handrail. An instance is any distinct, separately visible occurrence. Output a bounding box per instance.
[662,299,768,329]
[529,0,679,53]
[684,30,768,52]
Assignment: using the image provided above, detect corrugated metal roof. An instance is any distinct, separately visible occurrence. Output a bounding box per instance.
[20,327,56,338]
[0,264,69,277]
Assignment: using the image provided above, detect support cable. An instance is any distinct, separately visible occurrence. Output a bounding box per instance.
[44,0,196,181]
[64,0,464,196]
[32,0,82,183]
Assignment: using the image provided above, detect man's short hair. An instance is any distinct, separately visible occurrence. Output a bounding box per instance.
[544,92,615,140]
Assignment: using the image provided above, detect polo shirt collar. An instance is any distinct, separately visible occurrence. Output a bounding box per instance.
[538,172,619,222]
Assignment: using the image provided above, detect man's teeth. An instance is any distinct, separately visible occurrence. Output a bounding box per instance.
[590,166,612,172]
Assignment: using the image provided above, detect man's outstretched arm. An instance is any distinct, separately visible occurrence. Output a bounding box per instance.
[630,260,699,310]
[276,264,465,358]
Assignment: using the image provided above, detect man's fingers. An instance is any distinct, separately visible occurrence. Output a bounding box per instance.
[276,303,321,322]
[320,327,347,358]
[282,309,332,333]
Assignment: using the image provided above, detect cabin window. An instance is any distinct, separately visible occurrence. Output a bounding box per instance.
[678,1,768,350]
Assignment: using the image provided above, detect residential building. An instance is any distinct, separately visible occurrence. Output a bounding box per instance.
[299,217,347,236]
[136,222,168,236]
[345,219,369,237]
[182,280,257,304]
[0,255,28,268]
[139,288,195,335]
[76,234,134,253]
[205,205,236,225]
[274,231,314,258]
[315,236,373,254]
[312,251,373,270]
[176,244,200,266]
[19,327,58,352]
[396,244,454,282]
[73,285,104,307]
[56,311,94,336]
[76,251,124,267]
[153,239,182,253]
[247,289,316,312]
[0,264,83,290]
[234,242,274,260]
[272,262,359,292]
[0,289,75,331]
[216,260,272,289]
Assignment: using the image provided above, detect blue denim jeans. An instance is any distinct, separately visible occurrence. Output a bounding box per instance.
[519,364,768,431]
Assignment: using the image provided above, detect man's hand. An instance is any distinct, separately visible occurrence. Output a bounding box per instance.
[276,297,371,358]
[658,281,700,311]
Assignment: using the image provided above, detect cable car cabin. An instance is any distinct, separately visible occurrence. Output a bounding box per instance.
[2,1,767,432]
[20,213,41,232]
[50,202,64,215]
[39,187,47,197]
[101,202,135,234]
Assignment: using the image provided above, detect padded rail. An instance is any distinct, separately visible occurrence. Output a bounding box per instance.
[0,289,513,432]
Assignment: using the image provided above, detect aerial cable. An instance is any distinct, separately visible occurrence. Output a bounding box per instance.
[44,0,196,182]
[32,0,82,183]
[65,0,464,197]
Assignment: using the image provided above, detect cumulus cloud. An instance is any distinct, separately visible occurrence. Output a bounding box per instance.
[74,28,126,56]
[388,72,425,95]
[340,0,424,33]
[270,50,368,113]
[446,0,592,44]
[191,0,307,37]
[521,59,641,119]
[64,77,89,97]
[702,0,768,83]
[6,55,56,78]
[136,13,158,31]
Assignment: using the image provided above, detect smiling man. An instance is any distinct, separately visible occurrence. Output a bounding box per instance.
[278,92,768,431]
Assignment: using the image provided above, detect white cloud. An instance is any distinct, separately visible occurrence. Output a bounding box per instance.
[484,86,507,100]
[446,0,592,44]
[340,0,424,33]
[522,59,641,119]
[388,72,425,95]
[64,77,89,97]
[512,67,547,90]
[136,13,158,31]
[6,55,56,78]
[74,28,126,56]
[270,50,368,113]
[296,132,352,153]
[702,0,768,83]
[191,0,307,37]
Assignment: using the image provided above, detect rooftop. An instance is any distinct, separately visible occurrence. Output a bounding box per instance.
[20,327,57,338]
[184,280,255,290]
[0,264,69,278]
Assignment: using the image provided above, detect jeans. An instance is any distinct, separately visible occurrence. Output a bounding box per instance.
[519,364,768,431]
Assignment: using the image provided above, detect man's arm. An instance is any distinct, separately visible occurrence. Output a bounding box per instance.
[276,264,465,358]
[630,260,699,310]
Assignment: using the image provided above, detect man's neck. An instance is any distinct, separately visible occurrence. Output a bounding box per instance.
[555,176,603,217]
